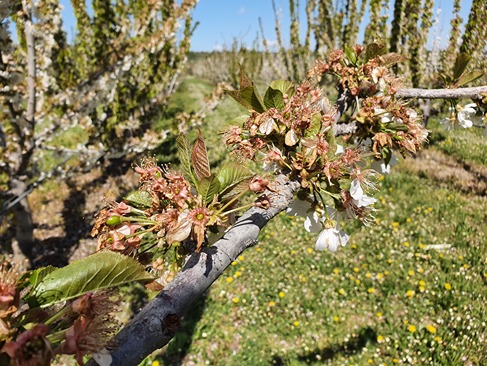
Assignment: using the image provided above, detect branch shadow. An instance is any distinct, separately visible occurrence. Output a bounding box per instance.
[296,326,377,364]
[158,292,208,366]
[30,157,135,268]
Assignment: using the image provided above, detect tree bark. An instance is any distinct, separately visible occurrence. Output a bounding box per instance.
[395,86,487,100]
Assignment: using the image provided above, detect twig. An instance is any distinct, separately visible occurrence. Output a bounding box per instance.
[395,86,487,100]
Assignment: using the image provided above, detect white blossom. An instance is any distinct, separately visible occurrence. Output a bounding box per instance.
[350,179,377,207]
[370,154,398,174]
[315,224,349,252]
[457,103,477,128]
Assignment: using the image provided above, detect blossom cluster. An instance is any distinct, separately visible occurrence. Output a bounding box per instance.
[92,154,266,286]
[224,44,429,252]
[0,262,119,365]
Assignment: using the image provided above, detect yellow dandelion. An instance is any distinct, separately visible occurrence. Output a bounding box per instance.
[406,290,415,298]
[434,336,442,342]
[333,316,340,322]
[387,259,393,264]
[403,241,410,247]
[367,288,376,294]
[406,217,412,223]
[444,283,452,291]
[291,249,296,255]
[418,267,424,273]
[355,279,361,285]
[226,277,233,283]
[333,268,340,274]
[462,264,469,269]
[231,261,238,266]
[376,312,383,317]
[408,325,416,333]
[419,286,426,292]
[384,271,390,275]
[377,273,384,279]
[353,267,359,273]
[279,291,285,298]
[256,248,262,252]
[375,217,381,224]
[235,271,242,277]
[393,358,399,363]
[152,361,160,366]
[269,301,275,307]
[238,255,245,261]
[307,248,313,254]
[367,359,373,364]
[403,319,409,325]
[365,272,372,278]
[377,335,385,343]
[232,297,239,304]
[352,244,358,249]
[392,222,400,227]
[338,288,346,296]
[426,324,437,334]
[293,321,300,327]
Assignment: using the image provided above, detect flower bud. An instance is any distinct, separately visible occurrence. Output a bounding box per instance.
[248,177,269,193]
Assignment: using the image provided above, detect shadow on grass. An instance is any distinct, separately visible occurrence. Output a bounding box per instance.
[296,326,377,364]
[158,293,208,366]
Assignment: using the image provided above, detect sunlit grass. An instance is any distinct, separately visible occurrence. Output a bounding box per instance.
[141,81,487,365]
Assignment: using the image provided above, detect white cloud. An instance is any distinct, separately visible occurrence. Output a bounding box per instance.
[239,6,246,15]
[213,44,224,52]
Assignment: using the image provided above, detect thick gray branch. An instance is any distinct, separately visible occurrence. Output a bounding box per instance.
[396,86,487,100]
[87,176,300,366]
[86,90,354,366]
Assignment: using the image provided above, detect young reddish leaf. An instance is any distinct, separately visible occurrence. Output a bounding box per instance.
[191,130,211,180]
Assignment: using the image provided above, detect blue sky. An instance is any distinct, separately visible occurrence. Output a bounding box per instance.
[56,0,474,52]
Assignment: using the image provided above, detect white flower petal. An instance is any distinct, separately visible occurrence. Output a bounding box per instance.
[335,144,345,155]
[304,211,322,233]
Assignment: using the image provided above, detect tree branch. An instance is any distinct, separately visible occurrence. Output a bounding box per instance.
[87,88,355,366]
[87,176,300,366]
[395,85,487,100]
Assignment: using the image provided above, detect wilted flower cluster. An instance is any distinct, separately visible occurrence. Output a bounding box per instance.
[92,130,267,284]
[0,260,120,366]
[224,43,429,252]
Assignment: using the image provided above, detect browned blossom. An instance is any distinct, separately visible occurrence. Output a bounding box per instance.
[59,292,120,365]
[1,324,52,366]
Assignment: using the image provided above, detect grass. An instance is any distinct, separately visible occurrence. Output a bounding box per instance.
[140,79,487,365]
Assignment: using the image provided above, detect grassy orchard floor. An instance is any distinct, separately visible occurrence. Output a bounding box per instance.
[137,78,487,365]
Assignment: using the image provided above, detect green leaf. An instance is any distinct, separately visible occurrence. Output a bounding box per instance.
[453,53,471,80]
[225,68,265,113]
[455,70,484,87]
[216,162,252,198]
[124,190,152,209]
[344,44,357,65]
[197,174,221,205]
[305,113,321,138]
[191,129,212,180]
[263,87,284,110]
[177,133,198,187]
[325,127,337,159]
[227,114,250,126]
[269,80,294,97]
[24,251,155,308]
[18,266,57,291]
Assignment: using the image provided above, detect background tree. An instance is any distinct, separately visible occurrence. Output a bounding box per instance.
[0,0,198,264]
